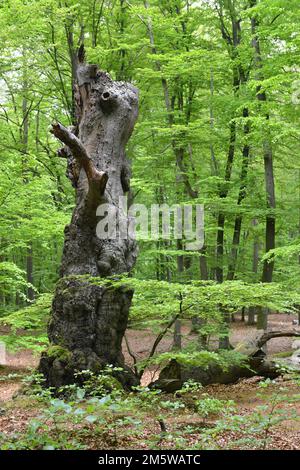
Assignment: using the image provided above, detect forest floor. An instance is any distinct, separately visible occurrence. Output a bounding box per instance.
[0,312,299,450]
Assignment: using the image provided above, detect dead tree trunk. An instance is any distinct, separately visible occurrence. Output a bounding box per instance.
[38,54,139,389]
[153,330,300,392]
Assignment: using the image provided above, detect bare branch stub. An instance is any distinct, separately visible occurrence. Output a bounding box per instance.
[51,122,108,195]
[256,329,300,349]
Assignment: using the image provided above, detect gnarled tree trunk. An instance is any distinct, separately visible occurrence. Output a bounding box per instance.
[39,53,139,389]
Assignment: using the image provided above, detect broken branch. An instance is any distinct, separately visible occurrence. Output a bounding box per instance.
[51,122,108,194]
[256,330,300,349]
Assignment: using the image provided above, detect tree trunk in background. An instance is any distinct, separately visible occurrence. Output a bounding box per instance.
[250,1,275,335]
[247,219,259,325]
[190,246,208,347]
[215,6,244,284]
[251,1,275,284]
[215,8,245,348]
[21,73,35,304]
[257,307,268,330]
[174,240,183,350]
[261,139,275,284]
[241,307,245,322]
[199,246,209,281]
[39,54,139,389]
[218,309,231,350]
[173,319,182,350]
[248,307,256,325]
[215,119,236,284]
[252,218,260,275]
[216,118,236,346]
[117,0,127,81]
[227,107,250,280]
[65,20,81,126]
[26,243,35,302]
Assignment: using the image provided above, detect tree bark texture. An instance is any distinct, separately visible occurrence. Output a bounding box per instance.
[39,57,139,389]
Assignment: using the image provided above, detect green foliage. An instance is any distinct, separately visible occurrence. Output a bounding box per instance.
[72,367,124,398]
[1,0,300,451]
[1,371,299,450]
[0,293,51,351]
[142,348,248,372]
[94,275,300,328]
[0,0,300,311]
[0,262,32,305]
[199,380,300,450]
[47,345,71,362]
[196,397,235,423]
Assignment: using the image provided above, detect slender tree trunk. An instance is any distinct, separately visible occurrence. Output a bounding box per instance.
[261,140,275,283]
[117,0,127,81]
[241,307,245,322]
[250,2,275,337]
[173,319,182,350]
[248,307,256,325]
[252,218,260,274]
[91,0,105,48]
[21,72,35,303]
[227,107,250,280]
[247,219,259,325]
[218,309,231,350]
[250,1,276,284]
[257,307,268,330]
[190,245,208,346]
[216,118,236,283]
[65,21,78,125]
[199,246,208,281]
[209,68,219,176]
[215,6,244,284]
[215,3,249,348]
[174,240,183,350]
[39,55,139,389]
[26,244,34,302]
[216,115,237,348]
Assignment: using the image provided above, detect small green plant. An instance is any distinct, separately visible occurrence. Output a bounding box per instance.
[195,379,300,450]
[175,379,203,397]
[73,366,124,398]
[196,396,235,425]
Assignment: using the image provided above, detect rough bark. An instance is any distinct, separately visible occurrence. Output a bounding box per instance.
[173,319,182,350]
[153,330,300,391]
[39,55,139,389]
[248,306,256,325]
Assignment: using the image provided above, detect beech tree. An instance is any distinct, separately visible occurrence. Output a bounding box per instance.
[39,51,139,388]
